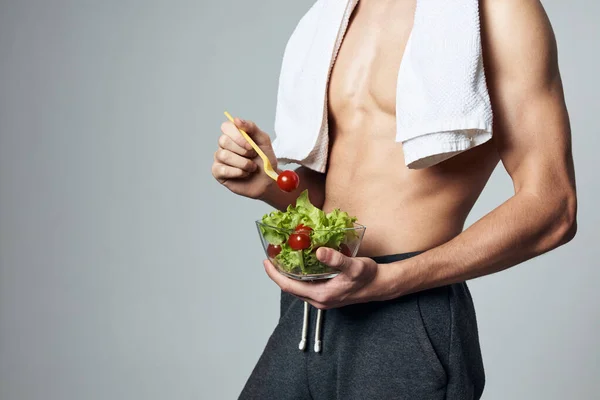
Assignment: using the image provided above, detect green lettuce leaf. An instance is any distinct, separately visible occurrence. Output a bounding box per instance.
[260,189,359,275]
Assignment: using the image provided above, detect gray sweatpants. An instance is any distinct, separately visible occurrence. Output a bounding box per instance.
[239,252,485,399]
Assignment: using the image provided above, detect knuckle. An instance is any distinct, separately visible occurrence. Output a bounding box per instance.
[256,131,269,144]
[352,262,365,278]
[354,259,365,271]
[243,144,258,156]
[317,298,331,309]
[234,136,248,149]
[236,167,248,177]
[332,252,344,266]
[212,163,227,180]
[246,148,258,158]
[220,121,231,132]
[262,132,273,144]
[217,149,229,163]
[315,291,330,305]
[214,150,223,162]
[280,282,291,293]
[218,134,228,148]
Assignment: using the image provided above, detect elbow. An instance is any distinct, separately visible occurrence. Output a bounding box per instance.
[562,207,578,244]
[555,211,577,247]
[547,190,578,249]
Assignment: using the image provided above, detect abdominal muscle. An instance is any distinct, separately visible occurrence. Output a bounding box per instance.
[322,108,499,257]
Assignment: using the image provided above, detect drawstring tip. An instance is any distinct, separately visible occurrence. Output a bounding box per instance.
[298,339,307,351]
[314,309,323,353]
[314,340,321,353]
[299,302,309,352]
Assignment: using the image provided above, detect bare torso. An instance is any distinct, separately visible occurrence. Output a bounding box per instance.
[323,0,500,256]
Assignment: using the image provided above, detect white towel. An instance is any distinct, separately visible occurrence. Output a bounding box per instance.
[272,0,493,171]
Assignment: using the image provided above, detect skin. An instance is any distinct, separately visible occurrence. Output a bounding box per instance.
[212,0,577,309]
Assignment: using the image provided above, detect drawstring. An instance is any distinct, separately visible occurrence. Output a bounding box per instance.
[314,309,323,353]
[299,301,324,353]
[298,302,309,350]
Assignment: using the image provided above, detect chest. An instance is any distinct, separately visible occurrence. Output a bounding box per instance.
[328,0,416,117]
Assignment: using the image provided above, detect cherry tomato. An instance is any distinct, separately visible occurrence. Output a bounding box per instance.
[267,244,282,258]
[294,224,313,234]
[288,233,311,251]
[277,170,299,192]
[339,243,352,257]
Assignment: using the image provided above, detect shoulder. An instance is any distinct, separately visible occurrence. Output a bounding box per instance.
[480,0,559,89]
[479,0,551,27]
[278,1,323,62]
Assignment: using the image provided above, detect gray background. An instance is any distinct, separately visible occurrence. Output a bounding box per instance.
[0,0,598,399]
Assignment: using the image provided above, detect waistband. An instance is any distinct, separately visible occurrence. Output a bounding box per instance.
[300,250,425,353]
[370,251,424,264]
[299,251,424,353]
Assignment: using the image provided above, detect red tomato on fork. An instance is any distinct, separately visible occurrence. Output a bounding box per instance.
[277,170,300,192]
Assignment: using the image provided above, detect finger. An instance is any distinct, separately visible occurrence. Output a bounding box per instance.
[214,149,258,172]
[263,259,321,300]
[211,163,250,180]
[233,118,272,147]
[221,121,254,151]
[218,134,257,159]
[316,247,353,271]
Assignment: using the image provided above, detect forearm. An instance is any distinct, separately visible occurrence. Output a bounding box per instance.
[377,189,577,300]
[259,166,326,211]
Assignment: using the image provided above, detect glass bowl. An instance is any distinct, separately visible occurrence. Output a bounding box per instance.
[256,221,366,281]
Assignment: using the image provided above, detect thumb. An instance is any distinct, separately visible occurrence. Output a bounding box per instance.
[316,247,352,271]
[234,118,271,147]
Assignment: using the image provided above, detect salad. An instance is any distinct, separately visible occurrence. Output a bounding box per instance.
[259,190,360,276]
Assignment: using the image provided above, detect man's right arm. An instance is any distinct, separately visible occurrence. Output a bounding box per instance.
[212,117,326,211]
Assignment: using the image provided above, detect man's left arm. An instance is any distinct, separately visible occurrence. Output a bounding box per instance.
[264,0,577,308]
[371,0,578,300]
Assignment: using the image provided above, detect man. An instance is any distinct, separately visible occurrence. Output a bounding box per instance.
[212,0,577,398]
